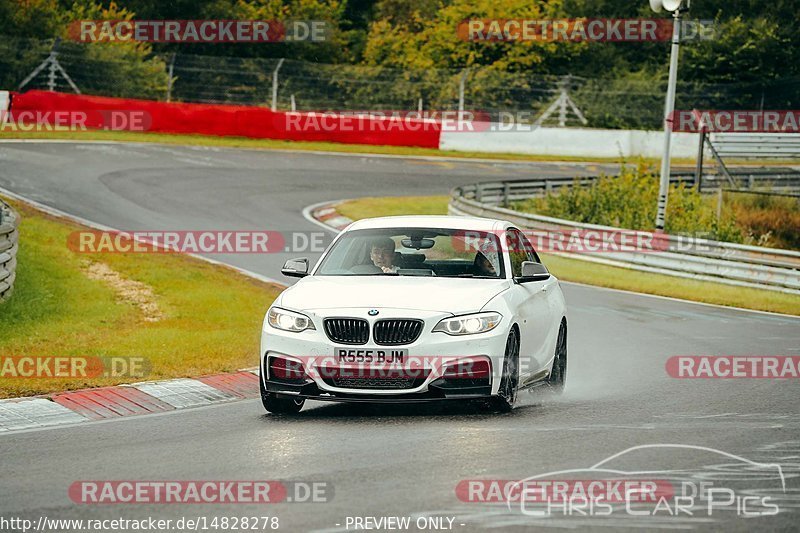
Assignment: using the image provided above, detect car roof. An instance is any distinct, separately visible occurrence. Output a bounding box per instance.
[345,215,510,232]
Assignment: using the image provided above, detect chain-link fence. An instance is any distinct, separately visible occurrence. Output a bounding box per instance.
[2,36,797,130]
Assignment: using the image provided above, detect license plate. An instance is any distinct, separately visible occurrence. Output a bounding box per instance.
[335,348,408,364]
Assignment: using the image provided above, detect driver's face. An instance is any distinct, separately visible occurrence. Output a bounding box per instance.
[370,247,394,268]
[477,255,496,275]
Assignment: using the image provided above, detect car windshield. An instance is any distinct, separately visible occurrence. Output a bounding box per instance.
[315,227,505,278]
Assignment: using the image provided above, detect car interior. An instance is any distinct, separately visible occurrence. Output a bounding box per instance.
[317,228,505,278]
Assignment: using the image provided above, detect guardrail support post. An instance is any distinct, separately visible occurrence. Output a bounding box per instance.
[694,127,705,191]
[502,182,510,208]
[475,182,482,203]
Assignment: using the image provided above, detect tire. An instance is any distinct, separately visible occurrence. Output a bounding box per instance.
[547,320,567,394]
[259,370,305,414]
[492,329,520,413]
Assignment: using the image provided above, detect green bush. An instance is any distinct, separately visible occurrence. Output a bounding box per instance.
[513,163,746,243]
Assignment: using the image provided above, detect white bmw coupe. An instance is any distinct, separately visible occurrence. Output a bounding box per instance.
[259,215,567,414]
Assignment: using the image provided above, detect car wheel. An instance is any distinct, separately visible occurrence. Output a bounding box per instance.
[547,319,567,393]
[492,329,519,413]
[259,370,305,414]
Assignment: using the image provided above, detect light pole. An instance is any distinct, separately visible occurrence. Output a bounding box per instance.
[650,0,687,230]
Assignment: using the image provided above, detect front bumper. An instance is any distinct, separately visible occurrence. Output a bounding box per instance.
[260,307,509,401]
[263,378,491,403]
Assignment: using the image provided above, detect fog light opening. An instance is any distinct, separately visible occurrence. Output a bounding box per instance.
[268,356,307,383]
[443,358,491,380]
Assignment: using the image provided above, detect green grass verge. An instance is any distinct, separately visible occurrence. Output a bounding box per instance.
[0,197,283,398]
[337,196,450,220]
[335,195,800,316]
[0,129,689,165]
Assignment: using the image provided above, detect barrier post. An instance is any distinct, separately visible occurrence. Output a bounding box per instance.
[0,91,9,128]
[458,69,468,113]
[166,53,176,102]
[272,58,285,112]
[694,126,705,191]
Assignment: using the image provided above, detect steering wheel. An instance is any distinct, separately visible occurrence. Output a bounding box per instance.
[350,263,382,274]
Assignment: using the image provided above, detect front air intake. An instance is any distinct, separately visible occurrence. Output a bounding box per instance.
[323,318,370,345]
[373,319,423,345]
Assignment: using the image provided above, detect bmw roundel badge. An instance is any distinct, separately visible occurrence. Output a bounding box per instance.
[368,309,379,316]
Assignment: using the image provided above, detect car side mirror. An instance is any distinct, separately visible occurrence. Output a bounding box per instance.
[281,258,309,278]
[516,261,550,283]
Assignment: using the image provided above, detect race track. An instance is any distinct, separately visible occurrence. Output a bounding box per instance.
[0,141,798,531]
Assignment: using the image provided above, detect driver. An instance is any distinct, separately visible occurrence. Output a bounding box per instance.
[473,251,497,276]
[370,237,399,273]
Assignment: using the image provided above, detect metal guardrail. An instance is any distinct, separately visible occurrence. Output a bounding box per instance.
[466,173,800,209]
[704,133,800,188]
[468,174,688,207]
[450,178,800,295]
[710,133,800,159]
[0,199,19,301]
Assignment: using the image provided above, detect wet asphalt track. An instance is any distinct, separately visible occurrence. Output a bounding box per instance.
[0,141,799,532]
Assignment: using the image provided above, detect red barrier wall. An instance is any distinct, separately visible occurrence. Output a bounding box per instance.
[9,91,441,148]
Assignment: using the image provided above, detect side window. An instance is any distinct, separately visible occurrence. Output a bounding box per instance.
[517,230,541,263]
[506,229,540,277]
[506,229,527,277]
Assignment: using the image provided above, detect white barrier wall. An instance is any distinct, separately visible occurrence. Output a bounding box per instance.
[0,91,9,126]
[440,126,701,158]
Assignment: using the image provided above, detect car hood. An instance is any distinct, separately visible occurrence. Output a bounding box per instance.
[279,276,511,314]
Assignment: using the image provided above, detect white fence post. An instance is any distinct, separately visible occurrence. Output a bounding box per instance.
[271,58,285,112]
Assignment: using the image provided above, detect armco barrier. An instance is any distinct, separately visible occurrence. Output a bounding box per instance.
[0,199,19,301]
[465,174,800,205]
[9,90,442,148]
[450,180,800,295]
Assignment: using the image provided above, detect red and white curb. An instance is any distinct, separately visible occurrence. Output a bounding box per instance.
[0,199,350,434]
[0,189,290,434]
[0,369,260,432]
[308,203,353,232]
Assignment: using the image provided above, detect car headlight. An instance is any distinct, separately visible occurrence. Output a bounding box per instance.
[432,312,502,336]
[268,307,316,333]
